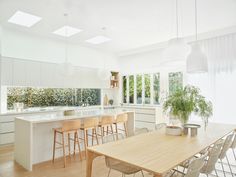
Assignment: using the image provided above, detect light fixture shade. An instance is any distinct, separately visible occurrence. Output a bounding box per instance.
[161,38,190,66]
[98,69,111,81]
[186,43,208,73]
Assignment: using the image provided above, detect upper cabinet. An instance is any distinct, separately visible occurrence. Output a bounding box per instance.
[110,71,119,88]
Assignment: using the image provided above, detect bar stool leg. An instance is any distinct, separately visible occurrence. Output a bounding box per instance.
[52,130,56,163]
[95,128,99,145]
[115,123,118,134]
[92,129,94,146]
[76,131,83,160]
[86,130,89,146]
[68,133,71,157]
[106,126,109,135]
[73,132,76,156]
[110,124,114,134]
[62,132,66,168]
[83,130,87,157]
[124,122,128,137]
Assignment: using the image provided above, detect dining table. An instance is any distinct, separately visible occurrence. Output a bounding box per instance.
[86,122,236,177]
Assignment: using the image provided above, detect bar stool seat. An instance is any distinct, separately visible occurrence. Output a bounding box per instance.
[52,119,82,168]
[79,117,99,157]
[97,115,115,143]
[113,113,128,137]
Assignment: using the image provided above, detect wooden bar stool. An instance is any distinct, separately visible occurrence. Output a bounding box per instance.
[114,113,128,137]
[98,115,115,143]
[52,120,82,168]
[80,117,99,156]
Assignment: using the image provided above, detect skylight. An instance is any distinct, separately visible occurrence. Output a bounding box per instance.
[86,36,111,44]
[8,11,42,27]
[53,26,82,37]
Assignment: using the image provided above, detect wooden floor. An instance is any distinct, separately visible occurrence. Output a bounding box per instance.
[0,145,152,177]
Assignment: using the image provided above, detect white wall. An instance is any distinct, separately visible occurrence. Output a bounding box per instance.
[1,28,118,70]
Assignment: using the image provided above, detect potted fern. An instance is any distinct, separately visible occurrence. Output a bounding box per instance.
[163,85,213,128]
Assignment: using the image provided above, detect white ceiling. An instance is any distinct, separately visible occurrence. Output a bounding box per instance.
[0,0,236,54]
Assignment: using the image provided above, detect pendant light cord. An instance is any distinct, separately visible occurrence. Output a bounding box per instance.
[176,0,179,38]
[195,0,198,41]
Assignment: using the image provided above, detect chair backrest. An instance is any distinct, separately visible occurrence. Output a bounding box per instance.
[102,133,125,168]
[155,123,167,130]
[116,113,128,123]
[219,133,234,159]
[231,133,236,149]
[83,117,99,129]
[134,128,149,136]
[201,140,224,174]
[185,153,208,177]
[62,120,81,131]
[100,115,114,125]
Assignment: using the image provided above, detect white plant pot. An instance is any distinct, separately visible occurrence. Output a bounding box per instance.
[166,126,182,136]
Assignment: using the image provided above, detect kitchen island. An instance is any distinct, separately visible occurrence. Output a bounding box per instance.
[14,109,135,171]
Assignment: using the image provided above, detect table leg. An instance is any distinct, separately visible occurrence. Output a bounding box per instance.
[86,150,99,177]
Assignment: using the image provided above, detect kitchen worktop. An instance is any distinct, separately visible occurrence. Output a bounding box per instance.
[15,108,132,123]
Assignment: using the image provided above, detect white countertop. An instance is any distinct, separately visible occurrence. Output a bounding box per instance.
[15,109,133,123]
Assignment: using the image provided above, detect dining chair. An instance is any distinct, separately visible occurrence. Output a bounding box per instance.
[200,140,224,177]
[134,128,149,136]
[98,115,115,143]
[155,123,167,130]
[230,133,236,161]
[218,133,234,177]
[102,133,145,177]
[172,153,208,177]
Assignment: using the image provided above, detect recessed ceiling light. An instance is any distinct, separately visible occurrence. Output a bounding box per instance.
[86,36,111,44]
[8,11,42,27]
[53,26,82,37]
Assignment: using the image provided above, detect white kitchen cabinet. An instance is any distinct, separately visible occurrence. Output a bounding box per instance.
[12,59,27,86]
[0,133,14,145]
[0,122,14,133]
[25,60,41,86]
[1,57,13,85]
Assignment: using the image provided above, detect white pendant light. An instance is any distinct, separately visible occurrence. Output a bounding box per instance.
[161,0,189,66]
[60,13,74,77]
[186,0,208,73]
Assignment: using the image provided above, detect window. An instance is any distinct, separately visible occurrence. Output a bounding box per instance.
[144,74,151,104]
[136,75,142,104]
[7,87,101,110]
[122,76,127,103]
[169,72,183,95]
[129,75,134,104]
[153,73,160,104]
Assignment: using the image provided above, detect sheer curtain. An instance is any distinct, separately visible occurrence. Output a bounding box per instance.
[187,33,236,124]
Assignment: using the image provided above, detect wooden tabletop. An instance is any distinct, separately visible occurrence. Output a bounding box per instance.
[87,123,235,176]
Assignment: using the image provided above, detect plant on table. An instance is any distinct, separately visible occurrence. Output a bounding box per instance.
[163,85,213,126]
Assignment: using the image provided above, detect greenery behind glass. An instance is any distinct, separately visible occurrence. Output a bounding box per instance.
[169,72,183,95]
[136,75,142,104]
[122,76,127,103]
[7,87,101,110]
[153,73,160,104]
[129,76,134,103]
[144,74,151,104]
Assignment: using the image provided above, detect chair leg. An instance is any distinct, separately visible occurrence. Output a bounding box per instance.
[76,131,83,160]
[52,130,56,163]
[141,170,145,177]
[215,168,219,177]
[226,155,234,177]
[110,124,114,134]
[232,149,236,161]
[107,168,111,177]
[68,133,71,157]
[86,130,89,147]
[220,159,226,177]
[62,132,66,168]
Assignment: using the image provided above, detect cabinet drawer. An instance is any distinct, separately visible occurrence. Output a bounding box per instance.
[0,116,15,123]
[135,114,155,123]
[135,121,155,130]
[0,122,15,133]
[0,133,14,145]
[134,108,156,115]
